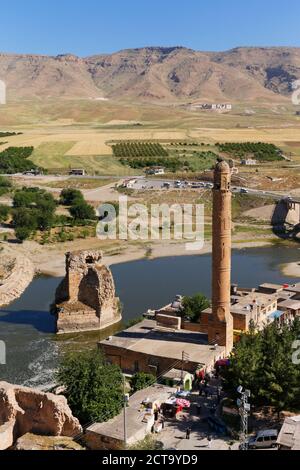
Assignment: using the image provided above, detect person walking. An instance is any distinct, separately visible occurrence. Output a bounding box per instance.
[207,436,213,449]
[186,427,191,440]
[197,404,202,416]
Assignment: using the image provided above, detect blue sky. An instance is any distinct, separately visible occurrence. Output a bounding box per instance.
[2,0,300,56]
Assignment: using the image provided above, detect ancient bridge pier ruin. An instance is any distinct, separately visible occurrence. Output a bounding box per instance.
[53,250,121,334]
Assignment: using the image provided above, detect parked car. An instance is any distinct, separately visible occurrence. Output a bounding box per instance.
[240,188,249,194]
[247,429,278,449]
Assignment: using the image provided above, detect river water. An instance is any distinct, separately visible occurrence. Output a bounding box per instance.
[0,246,299,388]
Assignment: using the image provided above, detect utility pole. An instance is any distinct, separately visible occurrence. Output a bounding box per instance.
[123,375,128,448]
[181,351,189,384]
[237,386,251,450]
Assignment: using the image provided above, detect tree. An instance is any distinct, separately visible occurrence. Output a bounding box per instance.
[69,201,96,220]
[221,320,300,413]
[181,293,210,322]
[60,188,84,206]
[57,350,123,424]
[12,188,57,240]
[130,373,155,393]
[13,208,38,241]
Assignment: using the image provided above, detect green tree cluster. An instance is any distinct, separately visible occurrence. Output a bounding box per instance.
[216,142,283,162]
[57,350,123,424]
[181,293,210,322]
[221,320,300,413]
[12,187,56,241]
[113,142,168,158]
[120,156,191,172]
[60,188,96,222]
[0,146,39,173]
[0,176,12,196]
[0,131,22,138]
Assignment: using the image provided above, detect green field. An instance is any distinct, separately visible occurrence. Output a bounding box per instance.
[31,141,141,175]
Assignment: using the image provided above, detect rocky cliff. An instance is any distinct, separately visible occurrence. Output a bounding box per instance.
[0,381,82,450]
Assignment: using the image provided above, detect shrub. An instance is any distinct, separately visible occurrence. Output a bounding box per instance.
[0,204,10,222]
[69,201,96,220]
[130,372,156,393]
[60,188,84,206]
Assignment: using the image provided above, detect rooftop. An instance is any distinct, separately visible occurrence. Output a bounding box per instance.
[86,384,175,443]
[278,299,300,310]
[100,319,225,365]
[284,283,300,294]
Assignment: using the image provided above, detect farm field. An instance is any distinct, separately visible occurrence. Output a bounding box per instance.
[2,100,300,176]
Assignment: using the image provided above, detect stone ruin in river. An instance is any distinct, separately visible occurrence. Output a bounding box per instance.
[53,250,121,334]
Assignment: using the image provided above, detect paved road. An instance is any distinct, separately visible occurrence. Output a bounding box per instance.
[128,177,298,203]
[2,173,299,204]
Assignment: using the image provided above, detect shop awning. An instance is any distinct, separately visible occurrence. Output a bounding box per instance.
[268,310,285,320]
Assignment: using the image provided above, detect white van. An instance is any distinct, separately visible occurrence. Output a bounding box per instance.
[247,429,278,449]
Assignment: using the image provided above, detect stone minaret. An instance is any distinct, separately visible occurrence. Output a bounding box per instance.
[208,159,233,354]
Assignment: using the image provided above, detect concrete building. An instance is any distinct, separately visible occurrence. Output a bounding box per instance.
[146,167,165,176]
[241,158,257,166]
[69,168,85,176]
[85,384,175,450]
[100,319,225,377]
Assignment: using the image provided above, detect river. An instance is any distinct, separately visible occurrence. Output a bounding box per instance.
[0,246,299,388]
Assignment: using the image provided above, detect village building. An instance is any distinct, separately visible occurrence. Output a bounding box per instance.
[241,158,257,166]
[122,178,137,189]
[145,166,165,176]
[69,168,85,176]
[100,319,225,377]
[84,384,176,450]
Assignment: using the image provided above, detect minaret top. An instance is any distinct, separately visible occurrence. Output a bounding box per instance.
[214,158,231,190]
[215,158,230,174]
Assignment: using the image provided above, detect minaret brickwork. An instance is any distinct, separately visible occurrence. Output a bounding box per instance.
[208,159,233,354]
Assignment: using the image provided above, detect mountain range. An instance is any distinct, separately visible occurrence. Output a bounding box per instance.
[1,46,300,103]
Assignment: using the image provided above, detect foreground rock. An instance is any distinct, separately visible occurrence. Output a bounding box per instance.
[53,250,121,334]
[14,433,84,451]
[0,381,82,450]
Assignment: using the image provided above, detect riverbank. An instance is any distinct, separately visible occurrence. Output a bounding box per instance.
[0,237,276,278]
[282,259,300,278]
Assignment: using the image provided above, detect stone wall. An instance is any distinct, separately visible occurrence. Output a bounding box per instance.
[54,250,121,334]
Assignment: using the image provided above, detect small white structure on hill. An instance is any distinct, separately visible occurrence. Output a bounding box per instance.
[0,80,6,105]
